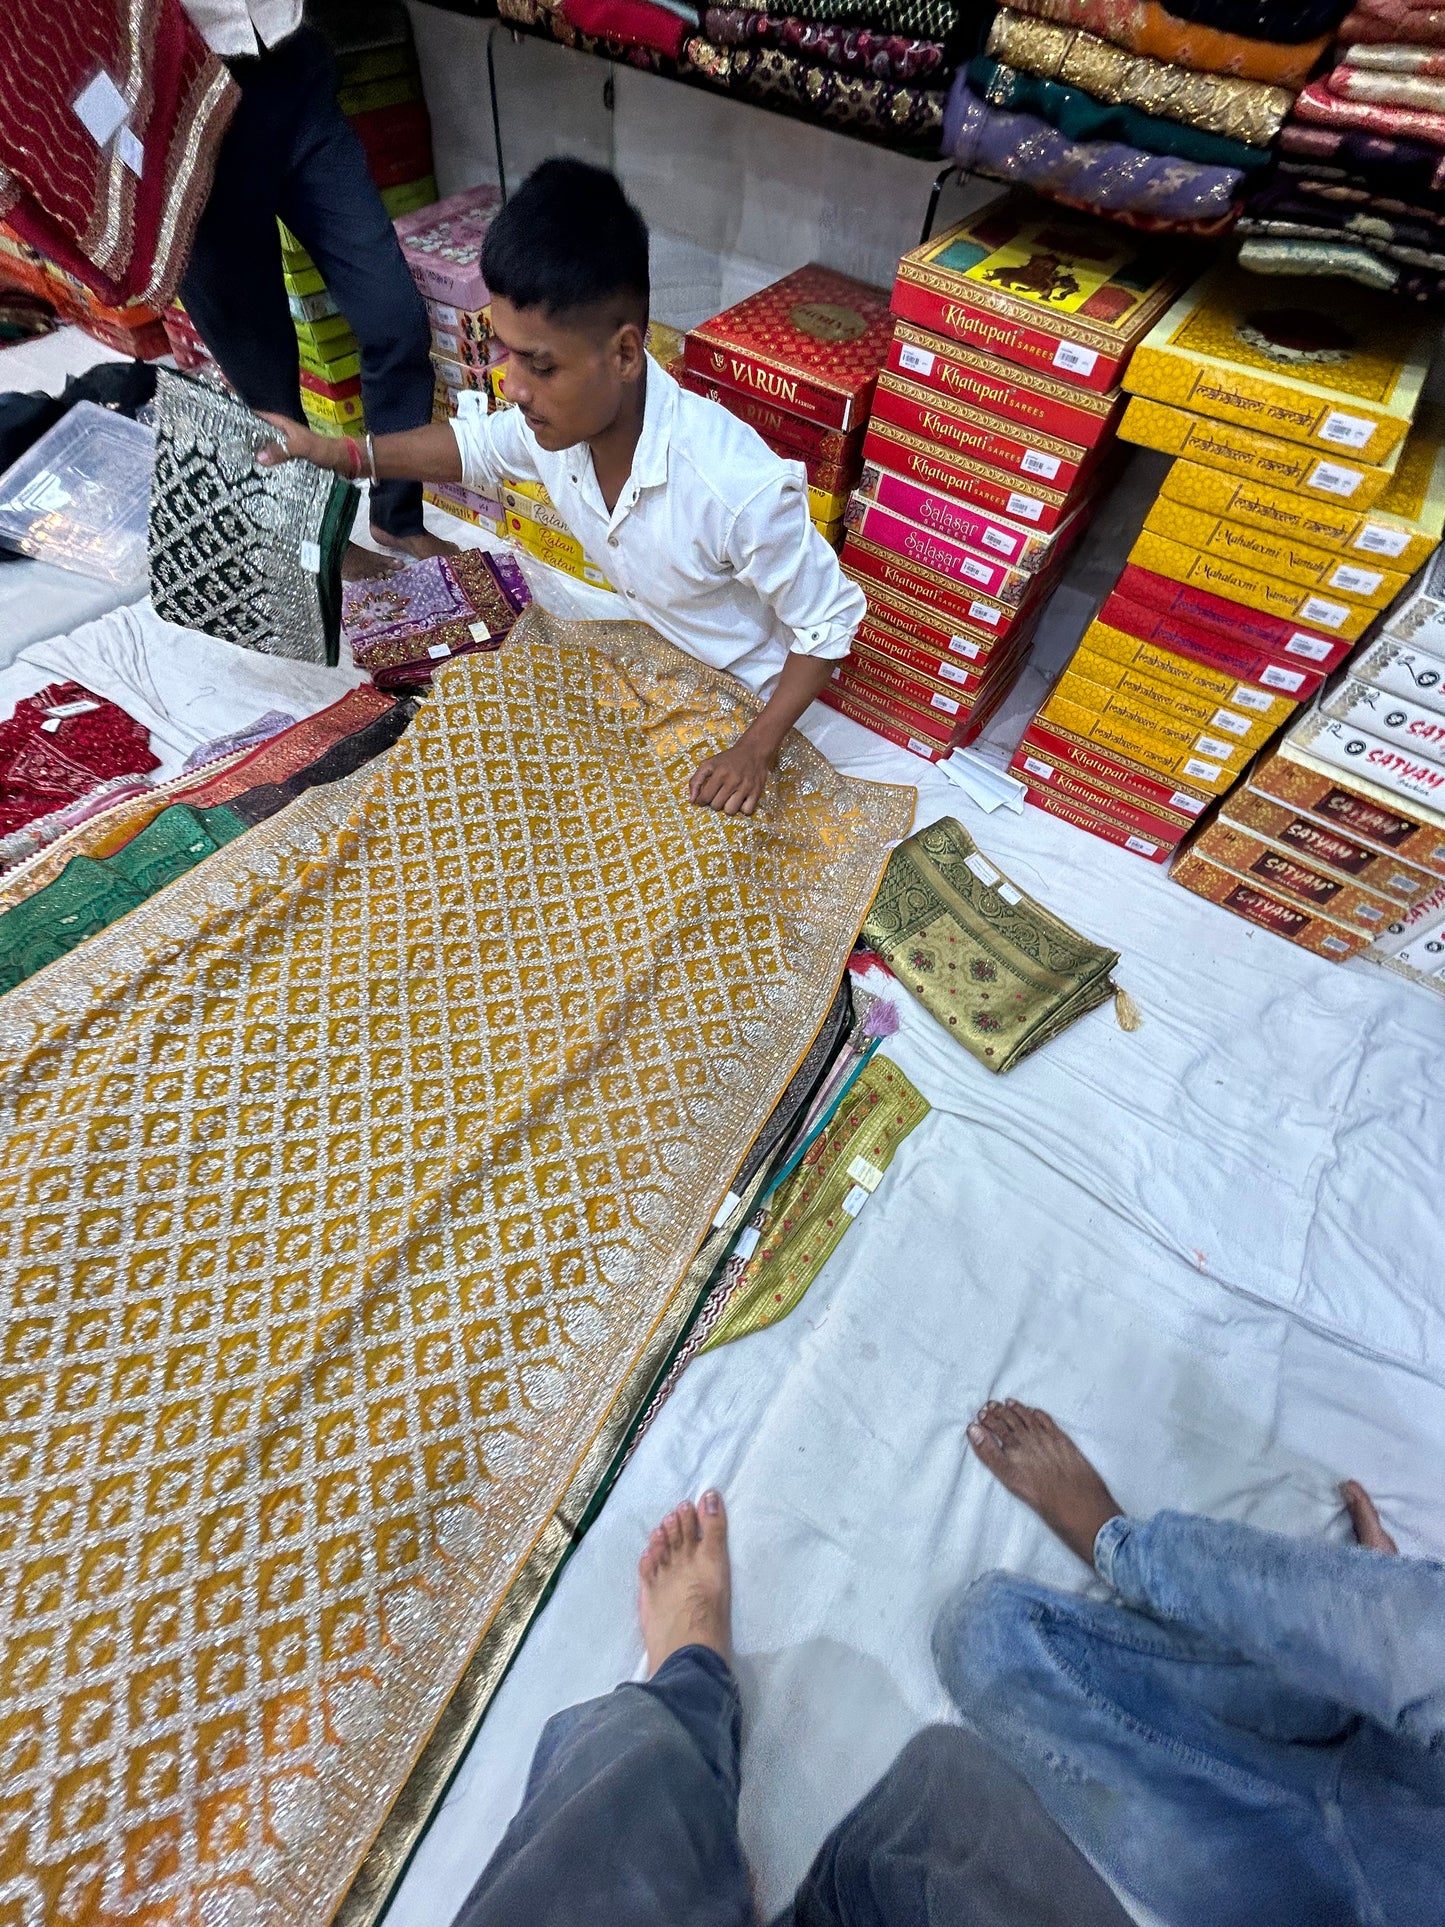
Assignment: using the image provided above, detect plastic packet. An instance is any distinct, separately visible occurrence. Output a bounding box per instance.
[0,400,154,583]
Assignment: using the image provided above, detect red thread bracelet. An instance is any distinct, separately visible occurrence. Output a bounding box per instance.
[343,437,363,481]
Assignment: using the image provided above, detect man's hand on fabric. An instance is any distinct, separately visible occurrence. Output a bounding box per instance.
[688,733,776,816]
[255,413,351,475]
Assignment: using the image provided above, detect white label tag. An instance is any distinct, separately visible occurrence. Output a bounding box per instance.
[1300,594,1348,629]
[1170,790,1207,814]
[1261,663,1306,690]
[981,526,1014,555]
[39,718,62,735]
[1210,707,1250,737]
[734,1225,761,1261]
[1196,734,1234,761]
[1023,754,1054,778]
[1231,684,1272,713]
[1006,490,1044,521]
[1356,903,1386,923]
[1184,756,1222,782]
[906,736,934,758]
[938,662,970,685]
[41,698,100,719]
[116,124,144,176]
[1355,523,1409,558]
[1387,873,1418,895]
[968,600,1000,626]
[73,70,129,147]
[948,635,981,658]
[434,303,460,327]
[1285,631,1332,661]
[1126,834,1158,855]
[427,641,452,659]
[711,1190,741,1230]
[1331,563,1384,596]
[958,556,993,586]
[1308,460,1362,498]
[898,341,935,377]
[468,620,492,641]
[1319,409,1375,451]
[1053,339,1098,378]
[997,881,1022,904]
[298,540,321,571]
[964,852,1001,885]
[1020,448,1061,481]
[842,1184,869,1218]
[1321,935,1352,954]
[931,691,961,715]
[846,1153,884,1193]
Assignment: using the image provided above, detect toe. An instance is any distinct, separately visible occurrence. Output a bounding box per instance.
[699,1489,728,1546]
[663,1508,685,1551]
[988,1401,1024,1443]
[968,1419,1006,1468]
[676,1500,699,1544]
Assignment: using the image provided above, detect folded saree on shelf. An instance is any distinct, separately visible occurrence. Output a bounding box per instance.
[1340,1,1445,44]
[1279,119,1445,190]
[686,36,947,144]
[986,0,1339,85]
[0,609,913,1927]
[1237,230,1445,294]
[702,8,951,84]
[724,0,975,38]
[1328,62,1445,109]
[1294,72,1445,141]
[0,678,158,836]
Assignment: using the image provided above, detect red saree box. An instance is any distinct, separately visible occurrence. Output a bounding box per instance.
[1224,789,1440,909]
[680,372,864,480]
[852,577,1016,667]
[684,265,892,432]
[1015,717,1213,823]
[818,679,955,760]
[861,417,1081,534]
[850,627,1032,713]
[834,656,977,744]
[891,194,1188,394]
[1098,591,1330,698]
[870,370,1099,497]
[887,319,1124,451]
[1248,746,1445,879]
[1022,779,1177,862]
[854,618,997,693]
[1112,566,1354,672]
[1127,531,1374,643]
[1012,736,1200,844]
[854,462,1068,571]
[842,531,1051,648]
[1198,821,1398,935]
[1170,849,1372,959]
[845,498,1042,607]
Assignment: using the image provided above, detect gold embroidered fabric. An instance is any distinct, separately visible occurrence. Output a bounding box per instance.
[988,9,1292,146]
[0,609,913,1927]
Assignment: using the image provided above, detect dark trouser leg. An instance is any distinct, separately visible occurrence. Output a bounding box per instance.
[778,1724,1130,1927]
[453,1644,756,1927]
[176,49,301,417]
[272,31,433,538]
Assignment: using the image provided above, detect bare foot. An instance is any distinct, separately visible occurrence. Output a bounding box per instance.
[637,1491,732,1676]
[1341,1480,1398,1555]
[371,527,459,561]
[969,1400,1123,1566]
[341,541,402,581]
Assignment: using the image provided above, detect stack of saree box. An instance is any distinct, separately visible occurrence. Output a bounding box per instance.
[682,262,895,550]
[830,191,1186,761]
[1173,547,1445,974]
[942,0,1357,233]
[0,606,912,1927]
[1011,261,1441,860]
[1240,3,1445,301]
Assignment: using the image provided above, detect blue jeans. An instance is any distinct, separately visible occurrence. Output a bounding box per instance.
[178,27,433,537]
[934,1512,1445,1927]
[453,1645,1128,1927]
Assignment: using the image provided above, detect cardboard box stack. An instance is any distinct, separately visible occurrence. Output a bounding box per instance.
[681,265,894,559]
[1172,551,1445,983]
[831,195,1188,764]
[0,226,169,358]
[1011,266,1441,864]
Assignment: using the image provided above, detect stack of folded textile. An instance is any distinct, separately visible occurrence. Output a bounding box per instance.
[342,550,533,691]
[943,0,1356,233]
[0,230,171,359]
[829,192,1187,762]
[498,0,702,75]
[683,264,894,552]
[1012,261,1440,860]
[1241,4,1445,298]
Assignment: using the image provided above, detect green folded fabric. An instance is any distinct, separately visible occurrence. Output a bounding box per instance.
[968,54,1272,171]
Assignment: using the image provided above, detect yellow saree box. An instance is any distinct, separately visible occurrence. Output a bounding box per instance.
[1124,267,1435,466]
[1120,396,1399,511]
[503,508,615,592]
[1142,499,1408,611]
[1079,620,1298,727]
[1127,531,1375,642]
[1040,693,1245,794]
[1159,414,1445,576]
[1061,656,1274,755]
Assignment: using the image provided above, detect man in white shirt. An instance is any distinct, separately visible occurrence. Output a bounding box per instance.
[177,1,447,570]
[259,159,863,815]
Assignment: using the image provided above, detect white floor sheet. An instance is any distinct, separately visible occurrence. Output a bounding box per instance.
[4,329,1442,1926]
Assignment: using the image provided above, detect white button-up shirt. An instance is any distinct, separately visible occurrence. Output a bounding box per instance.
[179,0,302,57]
[451,357,863,697]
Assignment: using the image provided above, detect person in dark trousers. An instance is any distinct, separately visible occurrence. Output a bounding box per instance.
[178,2,449,572]
[451,1489,1132,1927]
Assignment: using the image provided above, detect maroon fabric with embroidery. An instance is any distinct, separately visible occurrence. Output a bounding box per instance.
[0,682,158,836]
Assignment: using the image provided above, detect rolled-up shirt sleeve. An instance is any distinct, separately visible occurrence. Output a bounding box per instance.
[725,467,864,662]
[449,391,542,494]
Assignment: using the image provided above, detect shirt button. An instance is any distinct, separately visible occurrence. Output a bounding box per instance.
[608,535,618,547]
[626,589,636,598]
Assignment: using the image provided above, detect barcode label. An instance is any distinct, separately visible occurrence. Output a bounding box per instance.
[938,662,970,684]
[1184,756,1222,782]
[1196,734,1233,761]
[847,1154,884,1193]
[1126,835,1158,855]
[1170,790,1207,814]
[428,642,452,659]
[931,692,961,715]
[959,557,993,586]
[1024,755,1053,778]
[1006,490,1043,521]
[1020,448,1061,480]
[964,853,1001,884]
[899,341,935,376]
[948,635,981,657]
[1320,410,1375,451]
[734,1225,761,1261]
[298,540,321,571]
[906,736,934,757]
[1300,595,1348,629]
[1355,523,1409,557]
[1231,685,1272,712]
[1210,708,1250,737]
[1053,339,1098,378]
[981,526,1014,555]
[998,882,1021,904]
[1285,631,1332,661]
[1262,663,1306,690]
[1308,460,1361,497]
[968,601,1000,625]
[842,1184,869,1217]
[1331,563,1384,596]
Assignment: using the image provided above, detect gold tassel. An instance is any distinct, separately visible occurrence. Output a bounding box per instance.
[1114,984,1142,1032]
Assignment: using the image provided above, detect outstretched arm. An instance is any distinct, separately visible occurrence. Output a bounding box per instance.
[256,415,465,485]
[688,650,834,815]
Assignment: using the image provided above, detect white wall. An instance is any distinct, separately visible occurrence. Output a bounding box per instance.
[407,4,991,325]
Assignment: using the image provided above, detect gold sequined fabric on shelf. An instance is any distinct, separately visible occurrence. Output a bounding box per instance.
[0,609,913,1927]
[988,9,1292,147]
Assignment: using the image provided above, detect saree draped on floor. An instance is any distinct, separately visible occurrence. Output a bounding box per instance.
[0,611,912,1927]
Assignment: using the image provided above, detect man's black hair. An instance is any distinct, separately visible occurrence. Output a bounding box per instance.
[481,158,650,322]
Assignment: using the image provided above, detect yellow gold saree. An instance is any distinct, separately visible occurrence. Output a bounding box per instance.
[0,610,913,1927]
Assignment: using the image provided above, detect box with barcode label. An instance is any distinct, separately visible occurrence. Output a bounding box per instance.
[1069,641,1285,748]
[1010,738,1197,845]
[1124,267,1434,466]
[830,658,970,746]
[885,319,1123,450]
[1142,498,1408,611]
[1021,777,1177,862]
[1224,787,1441,907]
[1170,848,1372,958]
[868,372,1101,500]
[1109,566,1354,672]
[1079,619,1300,724]
[853,619,1007,694]
[845,497,1052,608]
[1195,820,1398,934]
[817,678,954,759]
[842,530,1059,649]
[854,462,1067,572]
[1014,716,1213,821]
[892,193,1189,392]
[1322,678,1445,771]
[1127,532,1374,641]
[1251,743,1445,876]
[1040,693,1245,794]
[1056,665,1264,765]
[1286,709,1445,822]
[1120,396,1400,511]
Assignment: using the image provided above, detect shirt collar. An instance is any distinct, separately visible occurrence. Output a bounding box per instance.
[630,355,676,493]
